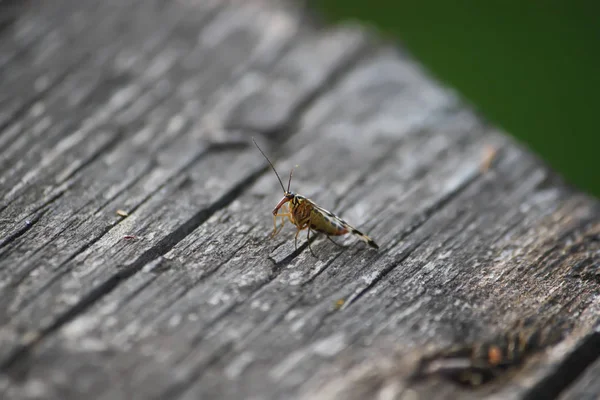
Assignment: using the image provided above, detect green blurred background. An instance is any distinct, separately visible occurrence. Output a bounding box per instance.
[314,1,599,198]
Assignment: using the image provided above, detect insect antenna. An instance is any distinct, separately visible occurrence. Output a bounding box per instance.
[252,137,286,193]
[287,168,294,192]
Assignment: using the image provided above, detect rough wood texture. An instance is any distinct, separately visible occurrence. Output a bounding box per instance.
[1,0,599,399]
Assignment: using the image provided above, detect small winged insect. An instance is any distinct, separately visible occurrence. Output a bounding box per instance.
[253,138,379,256]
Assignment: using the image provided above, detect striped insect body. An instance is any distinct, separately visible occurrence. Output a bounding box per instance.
[253,138,379,256]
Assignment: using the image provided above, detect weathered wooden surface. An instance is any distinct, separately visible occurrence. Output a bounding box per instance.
[1,0,599,399]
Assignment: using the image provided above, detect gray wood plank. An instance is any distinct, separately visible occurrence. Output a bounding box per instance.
[1,0,599,399]
[0,1,140,141]
[0,0,210,205]
[0,0,368,371]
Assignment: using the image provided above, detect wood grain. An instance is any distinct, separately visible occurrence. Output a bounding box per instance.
[0,0,599,399]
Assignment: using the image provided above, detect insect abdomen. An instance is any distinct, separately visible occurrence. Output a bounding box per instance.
[315,208,379,249]
[310,209,347,236]
[348,226,379,249]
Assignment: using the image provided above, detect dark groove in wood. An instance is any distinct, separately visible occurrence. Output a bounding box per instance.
[0,0,218,191]
[1,2,599,399]
[175,134,496,385]
[0,3,232,225]
[0,52,93,142]
[0,209,46,251]
[0,165,268,371]
[3,141,253,317]
[58,130,128,185]
[228,39,374,142]
[8,223,115,312]
[524,329,600,400]
[0,160,158,300]
[267,131,416,269]
[0,183,70,228]
[343,163,481,307]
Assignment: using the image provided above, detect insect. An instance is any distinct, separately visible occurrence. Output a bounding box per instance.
[253,138,379,256]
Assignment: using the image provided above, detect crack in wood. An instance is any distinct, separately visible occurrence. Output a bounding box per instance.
[0,0,293,252]
[6,223,116,313]
[1,2,599,399]
[225,36,374,142]
[0,56,93,144]
[0,3,98,130]
[0,99,249,307]
[0,160,161,306]
[146,237,256,327]
[0,0,222,204]
[402,208,600,392]
[0,165,268,371]
[145,130,485,394]
[56,129,129,185]
[345,165,481,308]
[0,4,126,144]
[2,83,162,210]
[0,160,170,309]
[303,208,465,340]
[263,131,420,270]
[165,132,497,389]
[545,221,600,283]
[0,6,331,371]
[530,328,600,399]
[0,170,70,217]
[0,209,46,251]
[162,248,347,389]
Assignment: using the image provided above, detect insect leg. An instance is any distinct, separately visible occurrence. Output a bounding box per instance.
[272,212,292,237]
[272,214,279,236]
[306,226,317,257]
[294,222,309,251]
[326,235,347,248]
[294,228,300,250]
